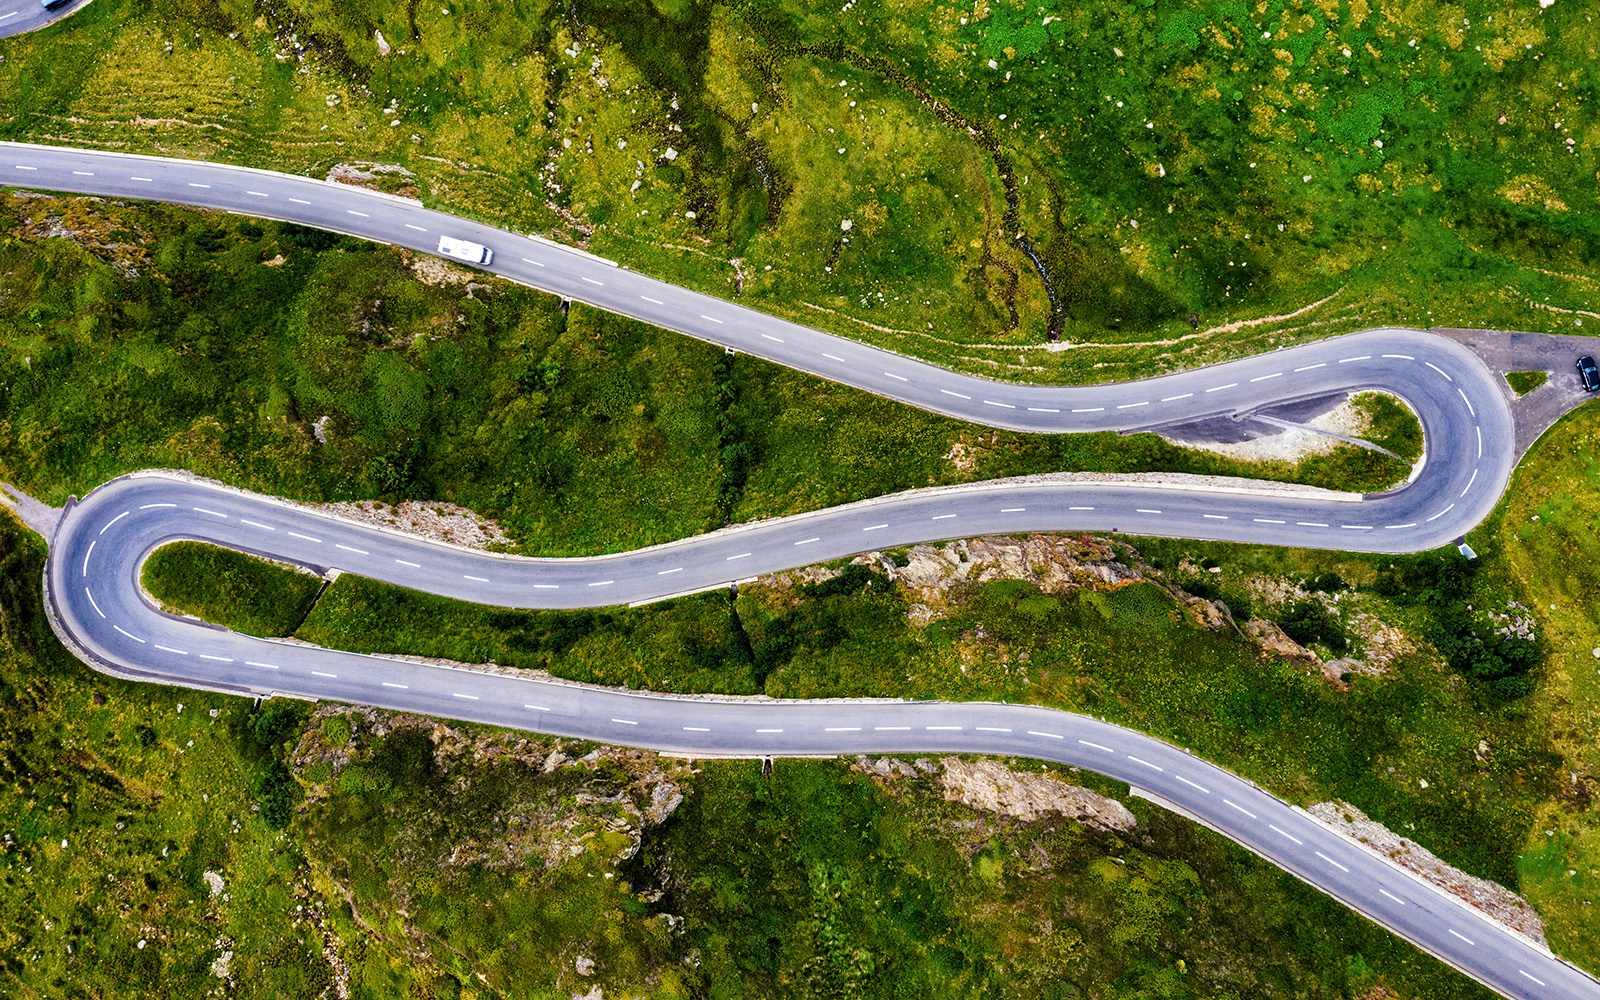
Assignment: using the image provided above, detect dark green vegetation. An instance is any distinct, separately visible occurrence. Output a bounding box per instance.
[0,515,1498,998]
[1505,370,1550,396]
[143,541,323,637]
[0,192,1416,558]
[2,0,1597,380]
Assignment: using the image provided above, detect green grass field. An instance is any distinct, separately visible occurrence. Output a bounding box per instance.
[143,541,323,637]
[1,0,1596,385]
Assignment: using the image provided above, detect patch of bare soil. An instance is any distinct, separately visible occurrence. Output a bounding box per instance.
[849,755,1136,834]
[406,253,476,287]
[1308,801,1547,944]
[313,499,515,551]
[325,162,421,200]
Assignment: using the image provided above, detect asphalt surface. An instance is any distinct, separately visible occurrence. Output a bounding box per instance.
[7,141,1595,998]
[0,0,84,39]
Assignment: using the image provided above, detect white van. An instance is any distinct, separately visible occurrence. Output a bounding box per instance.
[437,235,493,265]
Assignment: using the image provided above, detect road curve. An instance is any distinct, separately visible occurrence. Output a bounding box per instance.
[0,0,86,40]
[11,140,1585,997]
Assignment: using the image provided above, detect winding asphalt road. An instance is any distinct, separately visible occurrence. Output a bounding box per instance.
[6,141,1593,998]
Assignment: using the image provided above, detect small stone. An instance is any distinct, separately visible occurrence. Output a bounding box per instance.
[575,955,596,976]
[1418,778,1429,788]
[840,219,853,231]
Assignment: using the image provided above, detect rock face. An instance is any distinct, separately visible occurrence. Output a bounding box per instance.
[1308,801,1546,944]
[937,757,1137,833]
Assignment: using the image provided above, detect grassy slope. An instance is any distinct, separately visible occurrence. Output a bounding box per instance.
[143,541,323,637]
[0,0,1595,383]
[0,514,1494,999]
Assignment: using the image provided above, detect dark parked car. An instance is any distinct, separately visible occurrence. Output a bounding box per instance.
[1579,356,1600,393]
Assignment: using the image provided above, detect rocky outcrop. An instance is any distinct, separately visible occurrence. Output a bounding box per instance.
[938,758,1137,833]
[1308,801,1546,944]
[312,498,515,551]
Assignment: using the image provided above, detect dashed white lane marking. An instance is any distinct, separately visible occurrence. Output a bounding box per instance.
[406,224,429,232]
[795,537,820,546]
[113,625,146,643]
[335,544,369,555]
[726,552,752,560]
[1297,521,1329,528]
[825,726,861,732]
[72,170,94,176]
[1382,354,1415,360]
[311,670,337,678]
[1126,755,1164,772]
[463,574,489,582]
[288,197,311,205]
[187,182,211,188]
[1268,824,1303,845]
[1476,425,1482,458]
[683,726,710,732]
[1384,523,1416,530]
[1175,775,1211,794]
[240,518,274,530]
[931,513,957,520]
[588,580,614,587]
[657,567,683,575]
[1341,524,1373,531]
[700,314,723,323]
[193,506,226,518]
[82,539,95,577]
[1378,888,1406,906]
[756,727,783,733]
[1337,355,1371,363]
[1204,382,1238,393]
[874,726,911,731]
[940,389,971,400]
[130,176,153,182]
[1136,508,1162,515]
[581,276,604,286]
[975,726,1012,733]
[13,165,36,171]
[640,295,663,304]
[1249,372,1283,382]
[85,588,105,619]
[100,510,131,534]
[1315,851,1350,873]
[822,353,846,362]
[139,503,176,509]
[1426,503,1455,522]
[453,692,481,701]
[395,559,421,568]
[1161,392,1193,401]
[245,660,280,670]
[199,654,233,663]
[1253,518,1286,524]
[761,334,784,343]
[0,12,19,21]
[1457,386,1476,418]
[1078,739,1114,752]
[155,644,188,655]
[532,583,559,590]
[1425,361,1453,381]
[288,531,322,543]
[1460,468,1478,497]
[346,209,369,218]
[983,399,1016,409]
[1001,507,1026,512]
[1203,514,1228,520]
[1448,929,1476,946]
[884,371,908,381]
[1293,363,1326,372]
[383,682,409,689]
[1223,798,1257,819]
[1027,730,1064,739]
[925,725,963,731]
[862,524,887,532]
[1069,505,1094,511]
[1117,401,1149,409]
[1027,406,1059,413]
[1071,406,1104,413]
[1519,970,1547,986]
[524,703,551,712]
